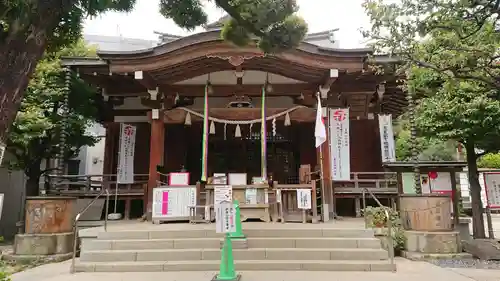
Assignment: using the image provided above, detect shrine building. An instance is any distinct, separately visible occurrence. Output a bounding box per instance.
[59,26,405,221]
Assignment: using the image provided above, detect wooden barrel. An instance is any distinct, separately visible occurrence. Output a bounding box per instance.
[399,194,452,231]
[25,196,76,234]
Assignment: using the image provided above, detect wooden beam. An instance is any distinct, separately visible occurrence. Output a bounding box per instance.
[322,69,339,88]
[135,70,159,90]
[164,83,317,97]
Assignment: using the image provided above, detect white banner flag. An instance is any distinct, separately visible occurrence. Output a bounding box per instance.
[329,108,350,181]
[117,123,137,184]
[378,114,396,162]
[314,95,327,148]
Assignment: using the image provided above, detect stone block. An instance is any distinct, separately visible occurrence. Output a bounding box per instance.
[405,230,461,254]
[136,249,202,261]
[13,232,74,256]
[246,238,294,248]
[330,249,387,260]
[81,239,112,251]
[163,261,217,271]
[463,239,500,260]
[265,249,330,260]
[174,238,218,249]
[113,239,174,250]
[321,229,374,238]
[98,231,149,240]
[94,262,165,272]
[357,238,383,249]
[301,261,370,271]
[80,250,137,262]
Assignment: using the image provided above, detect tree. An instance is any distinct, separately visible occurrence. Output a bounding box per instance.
[363,0,500,238]
[0,0,307,147]
[394,115,457,161]
[477,153,500,168]
[5,40,100,196]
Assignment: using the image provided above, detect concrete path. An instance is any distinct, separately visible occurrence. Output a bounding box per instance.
[9,258,499,281]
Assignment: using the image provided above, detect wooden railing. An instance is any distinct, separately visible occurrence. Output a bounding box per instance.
[334,172,398,194]
[45,174,149,195]
[273,181,318,223]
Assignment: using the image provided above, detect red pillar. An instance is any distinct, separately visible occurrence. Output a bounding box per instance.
[146,110,165,215]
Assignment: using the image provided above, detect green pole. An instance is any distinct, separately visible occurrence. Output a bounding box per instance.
[229,200,245,239]
[216,233,237,280]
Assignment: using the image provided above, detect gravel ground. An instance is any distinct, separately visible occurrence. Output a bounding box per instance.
[427,259,500,270]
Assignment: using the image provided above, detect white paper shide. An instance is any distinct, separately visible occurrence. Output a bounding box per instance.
[378,114,396,163]
[329,108,350,181]
[117,123,137,184]
[0,141,5,165]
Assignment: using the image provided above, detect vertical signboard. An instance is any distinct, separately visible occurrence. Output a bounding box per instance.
[329,108,350,181]
[117,123,136,184]
[296,189,312,209]
[483,173,500,208]
[378,114,396,162]
[215,202,236,233]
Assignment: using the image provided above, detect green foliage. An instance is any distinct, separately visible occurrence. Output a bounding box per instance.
[218,0,307,53]
[394,115,457,161]
[477,153,500,169]
[362,206,406,253]
[5,40,99,181]
[0,0,307,53]
[363,0,500,238]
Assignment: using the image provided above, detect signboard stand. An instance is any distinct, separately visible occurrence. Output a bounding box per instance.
[229,200,245,239]
[213,199,241,281]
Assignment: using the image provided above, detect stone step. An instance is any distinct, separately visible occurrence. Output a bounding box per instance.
[75,259,396,272]
[80,248,388,262]
[82,237,383,251]
[96,228,375,240]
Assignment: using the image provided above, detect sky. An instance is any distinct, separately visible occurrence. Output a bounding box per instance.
[83,0,371,49]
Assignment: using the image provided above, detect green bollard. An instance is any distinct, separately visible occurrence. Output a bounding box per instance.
[213,233,240,281]
[229,200,245,239]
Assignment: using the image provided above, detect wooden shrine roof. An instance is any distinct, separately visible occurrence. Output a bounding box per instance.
[62,30,407,116]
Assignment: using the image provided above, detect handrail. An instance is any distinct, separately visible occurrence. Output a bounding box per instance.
[70,188,110,273]
[362,188,396,272]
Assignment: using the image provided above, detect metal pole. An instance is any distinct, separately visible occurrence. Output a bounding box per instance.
[485,205,495,239]
[319,144,329,221]
[114,124,122,214]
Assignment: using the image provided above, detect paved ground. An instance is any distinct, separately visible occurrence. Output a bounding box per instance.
[8,258,499,281]
[5,216,500,281]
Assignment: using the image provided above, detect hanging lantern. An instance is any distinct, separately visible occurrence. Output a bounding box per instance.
[184,112,192,126]
[284,112,291,126]
[235,124,242,137]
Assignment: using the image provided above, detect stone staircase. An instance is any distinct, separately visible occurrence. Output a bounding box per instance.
[75,226,396,272]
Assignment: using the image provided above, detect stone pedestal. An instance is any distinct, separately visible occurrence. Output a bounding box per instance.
[4,232,74,262]
[402,230,468,260]
[405,230,461,253]
[456,217,472,242]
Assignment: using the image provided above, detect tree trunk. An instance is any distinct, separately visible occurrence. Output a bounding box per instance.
[0,1,71,143]
[25,175,41,197]
[465,141,486,238]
